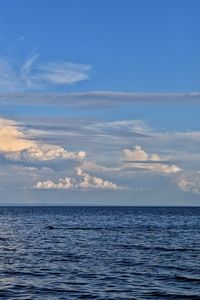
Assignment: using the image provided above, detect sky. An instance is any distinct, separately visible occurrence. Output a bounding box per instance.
[0,0,200,205]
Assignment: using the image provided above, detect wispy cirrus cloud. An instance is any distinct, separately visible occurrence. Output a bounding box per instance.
[0,54,91,92]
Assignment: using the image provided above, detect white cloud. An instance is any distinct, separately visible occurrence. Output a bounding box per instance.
[0,117,34,152]
[177,172,200,194]
[34,177,76,190]
[123,145,181,174]
[124,145,150,161]
[33,167,119,190]
[76,167,119,190]
[0,55,91,92]
[5,145,85,161]
[37,62,90,85]
[0,117,85,161]
[0,58,20,91]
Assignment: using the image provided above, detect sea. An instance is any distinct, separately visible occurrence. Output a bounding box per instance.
[0,206,200,299]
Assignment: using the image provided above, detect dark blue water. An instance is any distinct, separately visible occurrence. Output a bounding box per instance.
[0,206,200,299]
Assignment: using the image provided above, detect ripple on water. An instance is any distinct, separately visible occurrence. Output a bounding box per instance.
[0,206,200,299]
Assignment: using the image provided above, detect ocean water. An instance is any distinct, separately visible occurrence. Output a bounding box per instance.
[0,206,200,300]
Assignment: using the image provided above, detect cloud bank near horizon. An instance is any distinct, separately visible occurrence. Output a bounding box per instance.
[1,116,200,197]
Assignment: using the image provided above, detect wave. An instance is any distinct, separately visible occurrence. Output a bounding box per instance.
[175,274,200,283]
[148,291,200,299]
[45,225,125,231]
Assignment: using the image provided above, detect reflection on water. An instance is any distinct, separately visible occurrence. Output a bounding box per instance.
[0,206,200,299]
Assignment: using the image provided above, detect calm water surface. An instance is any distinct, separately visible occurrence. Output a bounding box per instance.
[0,206,200,299]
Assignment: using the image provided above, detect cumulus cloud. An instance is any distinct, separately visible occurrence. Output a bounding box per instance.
[123,145,181,174]
[33,167,119,190]
[0,55,91,92]
[34,177,76,190]
[177,172,200,194]
[5,145,85,161]
[0,117,85,161]
[124,145,149,161]
[0,117,34,152]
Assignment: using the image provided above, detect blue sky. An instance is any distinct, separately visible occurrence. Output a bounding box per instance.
[0,0,200,205]
[0,0,199,92]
